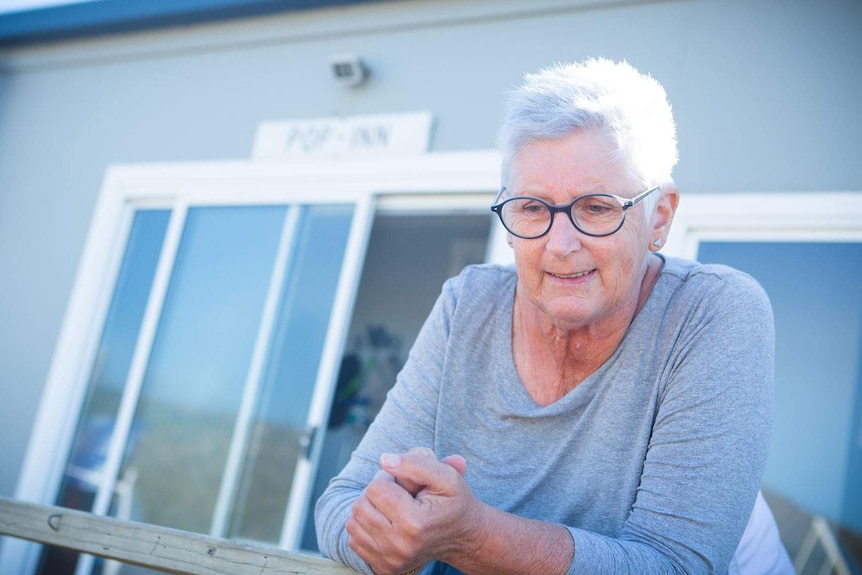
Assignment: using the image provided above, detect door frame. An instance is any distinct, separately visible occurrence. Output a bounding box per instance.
[662,190,862,535]
[5,151,501,575]
[663,191,862,258]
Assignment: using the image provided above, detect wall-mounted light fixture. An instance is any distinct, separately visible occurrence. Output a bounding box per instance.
[328,53,369,88]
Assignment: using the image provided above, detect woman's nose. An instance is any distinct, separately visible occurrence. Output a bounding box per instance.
[544,212,582,255]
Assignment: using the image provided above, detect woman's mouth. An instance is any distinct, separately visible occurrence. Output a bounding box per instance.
[549,269,593,279]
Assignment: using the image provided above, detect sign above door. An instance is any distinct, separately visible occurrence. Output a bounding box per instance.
[252,111,433,160]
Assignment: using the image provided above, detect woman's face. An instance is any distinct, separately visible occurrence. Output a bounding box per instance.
[509,129,657,331]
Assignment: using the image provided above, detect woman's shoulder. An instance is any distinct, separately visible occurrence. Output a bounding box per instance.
[436,263,518,322]
[445,263,518,296]
[661,255,765,291]
[658,255,772,313]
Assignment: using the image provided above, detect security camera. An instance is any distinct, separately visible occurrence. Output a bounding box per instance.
[328,54,368,87]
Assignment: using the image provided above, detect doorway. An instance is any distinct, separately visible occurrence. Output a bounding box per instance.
[5,152,502,575]
[301,209,492,551]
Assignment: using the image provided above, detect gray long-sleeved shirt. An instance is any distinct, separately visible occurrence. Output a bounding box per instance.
[316,257,776,574]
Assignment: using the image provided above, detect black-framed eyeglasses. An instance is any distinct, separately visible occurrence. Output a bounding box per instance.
[490,185,659,239]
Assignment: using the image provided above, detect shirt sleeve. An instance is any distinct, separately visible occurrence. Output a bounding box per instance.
[568,269,776,574]
[314,275,460,573]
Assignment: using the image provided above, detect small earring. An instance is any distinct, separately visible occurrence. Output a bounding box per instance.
[652,238,663,248]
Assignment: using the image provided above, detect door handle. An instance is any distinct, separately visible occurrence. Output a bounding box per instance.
[299,425,318,460]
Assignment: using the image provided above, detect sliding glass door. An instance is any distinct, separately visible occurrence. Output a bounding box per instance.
[36,200,370,575]
[3,151,501,575]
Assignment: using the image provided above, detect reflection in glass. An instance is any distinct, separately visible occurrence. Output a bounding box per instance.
[36,209,171,575]
[698,241,862,562]
[38,202,358,575]
[113,206,286,536]
[228,205,354,543]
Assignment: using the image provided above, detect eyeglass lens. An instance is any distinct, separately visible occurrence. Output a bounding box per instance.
[500,195,625,238]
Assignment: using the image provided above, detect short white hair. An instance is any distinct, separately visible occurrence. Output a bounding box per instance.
[497,58,678,211]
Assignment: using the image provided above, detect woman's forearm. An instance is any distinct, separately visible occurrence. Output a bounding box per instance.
[443,501,574,575]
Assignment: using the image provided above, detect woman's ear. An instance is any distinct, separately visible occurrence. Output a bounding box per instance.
[506,233,514,247]
[650,185,679,251]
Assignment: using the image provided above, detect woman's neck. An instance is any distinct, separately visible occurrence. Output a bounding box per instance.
[512,254,663,406]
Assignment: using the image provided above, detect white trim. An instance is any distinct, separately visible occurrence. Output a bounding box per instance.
[91,202,187,514]
[12,177,128,505]
[279,192,377,550]
[99,152,501,199]
[663,192,862,259]
[374,192,494,214]
[74,202,189,575]
[0,186,136,575]
[5,151,500,574]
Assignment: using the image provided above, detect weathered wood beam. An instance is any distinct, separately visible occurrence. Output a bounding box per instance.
[0,496,354,575]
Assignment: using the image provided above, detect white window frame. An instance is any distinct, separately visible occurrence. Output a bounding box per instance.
[663,191,862,258]
[5,151,502,575]
[662,190,862,528]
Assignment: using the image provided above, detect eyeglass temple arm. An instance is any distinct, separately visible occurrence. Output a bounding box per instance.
[492,187,507,206]
[624,185,661,208]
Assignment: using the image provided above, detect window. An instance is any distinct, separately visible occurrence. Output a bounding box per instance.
[698,241,862,533]
[664,192,862,566]
[7,153,500,575]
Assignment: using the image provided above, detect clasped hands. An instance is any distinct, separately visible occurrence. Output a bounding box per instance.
[346,447,482,575]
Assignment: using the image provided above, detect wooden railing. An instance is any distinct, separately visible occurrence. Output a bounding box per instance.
[0,496,354,575]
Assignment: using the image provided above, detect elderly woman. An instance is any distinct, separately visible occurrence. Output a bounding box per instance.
[315,59,792,575]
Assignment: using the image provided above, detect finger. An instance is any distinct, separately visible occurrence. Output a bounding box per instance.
[381,450,432,497]
[347,516,398,575]
[350,470,400,533]
[351,487,392,532]
[348,502,387,566]
[395,475,424,497]
[348,492,417,575]
[346,514,378,555]
[364,470,417,516]
[395,450,434,496]
[405,446,437,459]
[441,454,467,476]
[372,469,396,484]
[382,451,462,497]
[348,523,408,575]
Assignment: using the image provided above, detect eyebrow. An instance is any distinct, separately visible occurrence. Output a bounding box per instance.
[511,185,610,200]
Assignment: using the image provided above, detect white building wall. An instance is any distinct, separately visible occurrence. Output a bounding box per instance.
[0,0,860,502]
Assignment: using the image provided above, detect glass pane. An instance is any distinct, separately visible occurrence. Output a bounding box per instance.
[228,204,354,543]
[36,209,171,575]
[114,206,286,535]
[697,241,862,562]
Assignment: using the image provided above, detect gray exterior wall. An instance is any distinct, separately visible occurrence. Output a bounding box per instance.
[0,0,860,500]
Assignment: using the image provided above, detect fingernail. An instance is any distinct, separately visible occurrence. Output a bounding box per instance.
[380,453,400,468]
